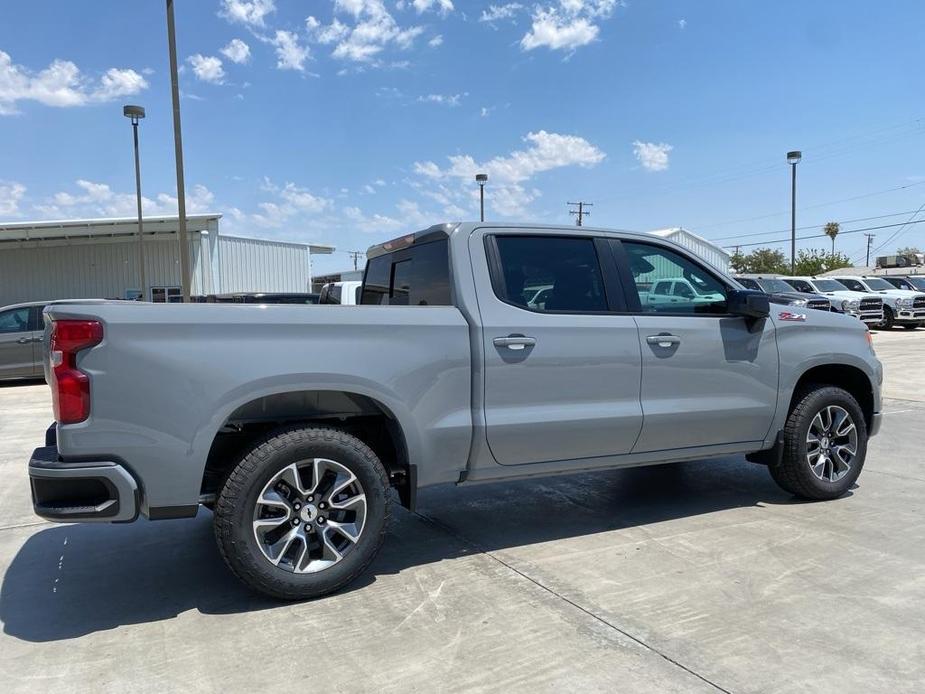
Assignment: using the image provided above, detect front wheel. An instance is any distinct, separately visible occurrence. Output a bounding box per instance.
[879,306,895,330]
[214,426,391,600]
[903,323,920,330]
[769,386,867,500]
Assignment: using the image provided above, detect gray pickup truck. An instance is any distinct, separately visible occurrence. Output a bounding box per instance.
[29,223,883,599]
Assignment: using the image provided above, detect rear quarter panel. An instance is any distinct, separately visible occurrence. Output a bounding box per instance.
[46,303,472,512]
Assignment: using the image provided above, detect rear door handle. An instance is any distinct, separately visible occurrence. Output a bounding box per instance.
[17,337,30,344]
[493,335,537,351]
[646,334,681,348]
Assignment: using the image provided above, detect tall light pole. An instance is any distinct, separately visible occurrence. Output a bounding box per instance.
[476,173,488,222]
[166,0,192,302]
[787,150,802,274]
[124,105,146,300]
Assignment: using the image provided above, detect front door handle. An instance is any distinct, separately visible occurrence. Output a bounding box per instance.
[493,335,537,351]
[16,337,30,344]
[646,334,681,348]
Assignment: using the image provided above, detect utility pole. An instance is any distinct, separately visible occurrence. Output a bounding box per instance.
[864,233,876,267]
[166,0,191,302]
[347,251,364,271]
[568,201,593,227]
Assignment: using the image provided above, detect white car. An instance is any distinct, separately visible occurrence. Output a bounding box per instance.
[779,276,884,326]
[319,280,363,305]
[641,277,726,308]
[830,275,925,329]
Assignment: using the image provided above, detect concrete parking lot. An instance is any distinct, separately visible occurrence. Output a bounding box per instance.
[1,330,924,693]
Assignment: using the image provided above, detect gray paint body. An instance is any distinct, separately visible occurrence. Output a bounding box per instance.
[40,223,882,519]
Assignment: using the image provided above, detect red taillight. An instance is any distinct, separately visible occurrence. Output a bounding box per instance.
[49,320,103,424]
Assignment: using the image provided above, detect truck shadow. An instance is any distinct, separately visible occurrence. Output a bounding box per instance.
[0,456,842,643]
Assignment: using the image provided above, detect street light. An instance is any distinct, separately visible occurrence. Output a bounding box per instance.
[476,173,488,222]
[124,104,146,300]
[787,150,802,274]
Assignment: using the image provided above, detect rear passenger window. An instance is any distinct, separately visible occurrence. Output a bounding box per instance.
[0,308,30,333]
[360,239,451,306]
[492,236,608,313]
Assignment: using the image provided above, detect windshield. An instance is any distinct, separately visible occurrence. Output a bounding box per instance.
[813,279,849,292]
[756,278,796,294]
[863,277,895,291]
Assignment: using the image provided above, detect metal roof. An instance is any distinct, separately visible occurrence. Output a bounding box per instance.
[0,214,222,242]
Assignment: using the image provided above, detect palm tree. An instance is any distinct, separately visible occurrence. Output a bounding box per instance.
[824,221,840,256]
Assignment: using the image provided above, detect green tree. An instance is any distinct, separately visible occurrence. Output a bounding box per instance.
[792,248,852,276]
[896,246,921,257]
[729,247,789,275]
[824,221,840,255]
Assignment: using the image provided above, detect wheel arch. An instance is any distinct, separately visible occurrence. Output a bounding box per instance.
[789,363,876,431]
[198,383,418,510]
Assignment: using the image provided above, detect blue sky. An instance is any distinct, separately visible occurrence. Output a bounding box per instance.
[1,0,923,274]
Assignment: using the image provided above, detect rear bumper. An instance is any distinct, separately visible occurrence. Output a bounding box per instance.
[29,445,139,523]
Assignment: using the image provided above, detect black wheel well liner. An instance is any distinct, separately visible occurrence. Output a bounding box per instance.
[202,390,414,509]
[790,364,875,431]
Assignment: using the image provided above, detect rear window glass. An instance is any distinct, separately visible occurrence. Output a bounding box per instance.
[361,239,451,306]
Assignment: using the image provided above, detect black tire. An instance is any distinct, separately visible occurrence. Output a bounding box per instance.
[903,323,920,330]
[880,306,894,330]
[214,426,390,600]
[769,385,867,500]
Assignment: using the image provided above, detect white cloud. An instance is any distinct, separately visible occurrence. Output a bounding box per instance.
[0,50,148,115]
[417,92,464,106]
[0,180,26,217]
[632,140,673,171]
[480,3,523,23]
[272,30,310,71]
[39,180,216,218]
[218,0,276,27]
[307,0,425,63]
[221,38,252,64]
[521,1,619,52]
[413,130,605,217]
[409,0,454,14]
[250,178,332,227]
[480,106,493,117]
[187,54,225,83]
[678,18,687,29]
[428,34,444,47]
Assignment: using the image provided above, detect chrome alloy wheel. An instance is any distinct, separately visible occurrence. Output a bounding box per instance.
[806,405,858,483]
[253,459,367,573]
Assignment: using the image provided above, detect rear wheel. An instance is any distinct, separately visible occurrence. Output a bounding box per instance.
[903,323,920,330]
[769,385,867,500]
[214,426,390,600]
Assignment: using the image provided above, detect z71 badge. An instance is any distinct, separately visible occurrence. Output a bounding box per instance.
[778,311,807,322]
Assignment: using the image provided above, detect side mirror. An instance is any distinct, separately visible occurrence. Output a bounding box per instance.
[728,289,770,319]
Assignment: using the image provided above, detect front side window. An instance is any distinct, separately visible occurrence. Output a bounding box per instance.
[736,278,761,291]
[492,236,608,313]
[623,242,728,314]
[0,308,30,334]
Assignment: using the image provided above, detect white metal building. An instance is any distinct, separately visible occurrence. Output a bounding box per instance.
[0,214,334,306]
[649,227,731,274]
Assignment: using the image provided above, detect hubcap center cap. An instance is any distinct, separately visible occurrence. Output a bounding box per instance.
[299,504,319,523]
[821,436,830,448]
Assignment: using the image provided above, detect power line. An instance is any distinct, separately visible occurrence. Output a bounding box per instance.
[697,180,925,232]
[711,209,921,243]
[855,202,925,263]
[568,201,593,226]
[724,218,925,250]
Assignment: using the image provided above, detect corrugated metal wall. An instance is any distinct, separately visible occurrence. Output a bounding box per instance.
[664,230,730,273]
[0,235,204,305]
[216,235,311,293]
